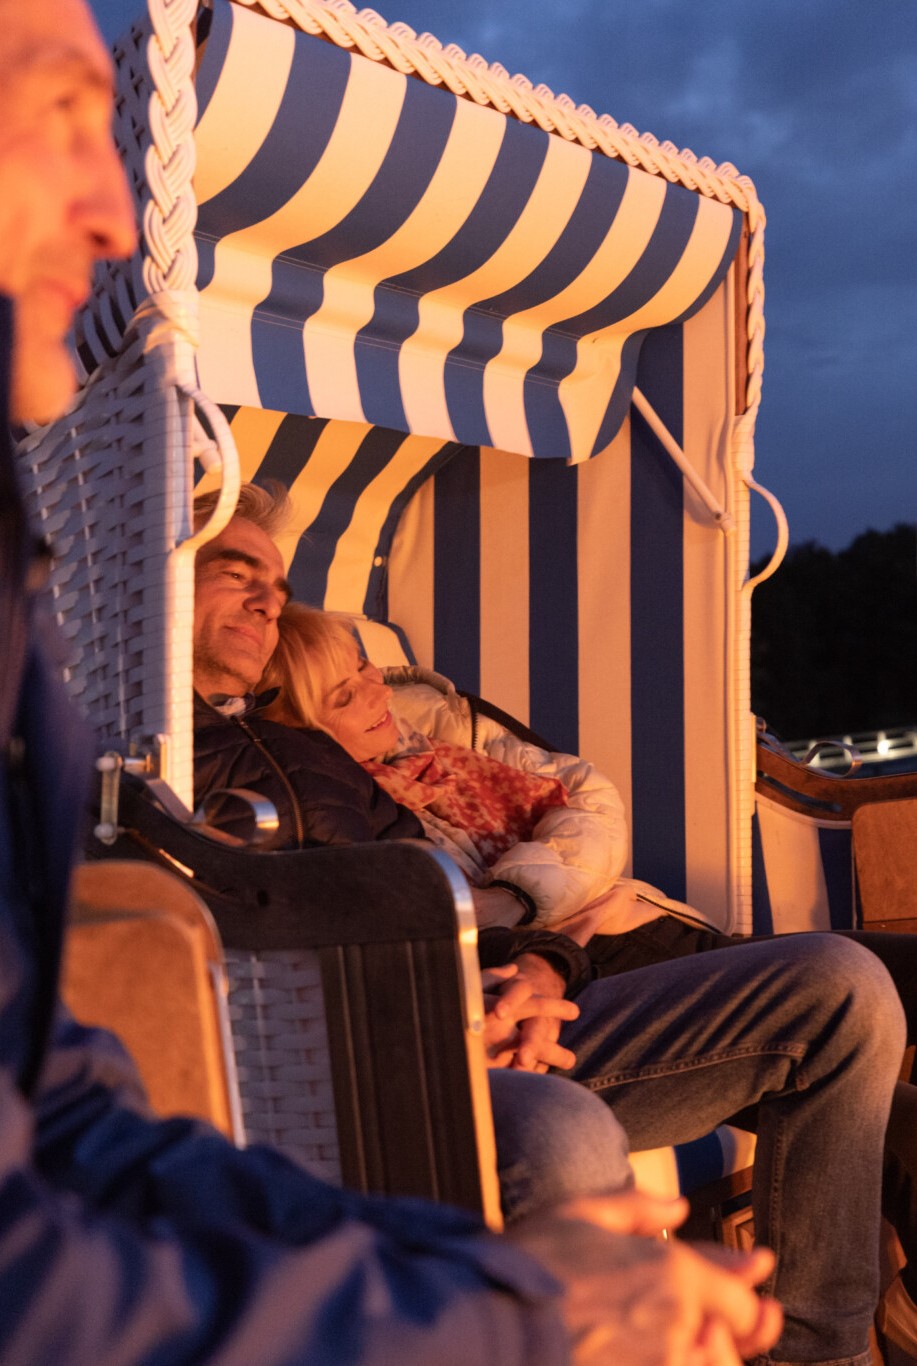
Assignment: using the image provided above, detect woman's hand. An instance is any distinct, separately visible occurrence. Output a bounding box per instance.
[472,887,530,927]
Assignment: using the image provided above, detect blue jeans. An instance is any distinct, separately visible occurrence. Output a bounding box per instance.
[489,1069,633,1221]
[591,920,917,1298]
[556,933,904,1366]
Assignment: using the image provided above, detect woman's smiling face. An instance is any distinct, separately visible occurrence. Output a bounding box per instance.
[320,639,399,761]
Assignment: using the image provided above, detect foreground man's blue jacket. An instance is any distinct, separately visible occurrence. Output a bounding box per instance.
[0,297,567,1364]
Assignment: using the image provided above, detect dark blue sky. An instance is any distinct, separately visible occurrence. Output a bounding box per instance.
[91,0,917,559]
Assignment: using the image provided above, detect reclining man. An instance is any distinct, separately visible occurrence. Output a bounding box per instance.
[0,0,784,1361]
[191,482,905,1366]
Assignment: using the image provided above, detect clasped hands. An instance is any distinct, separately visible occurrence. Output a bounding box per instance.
[514,1193,783,1366]
[482,954,579,1072]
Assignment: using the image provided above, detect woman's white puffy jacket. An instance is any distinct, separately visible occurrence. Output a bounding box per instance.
[384,665,629,928]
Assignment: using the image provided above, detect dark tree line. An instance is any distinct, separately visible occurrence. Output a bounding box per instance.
[750,524,917,740]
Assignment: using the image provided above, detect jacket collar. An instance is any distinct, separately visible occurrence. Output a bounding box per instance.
[195,687,280,720]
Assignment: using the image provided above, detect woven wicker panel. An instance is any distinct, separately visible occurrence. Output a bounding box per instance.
[17,339,182,746]
[225,948,342,1184]
[75,15,151,374]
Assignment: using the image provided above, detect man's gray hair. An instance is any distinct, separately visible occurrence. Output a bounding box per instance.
[193,479,292,538]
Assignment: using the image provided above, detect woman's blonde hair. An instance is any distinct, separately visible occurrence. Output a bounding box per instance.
[262,602,359,730]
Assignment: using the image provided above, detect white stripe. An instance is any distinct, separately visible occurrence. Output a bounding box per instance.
[199,54,406,410]
[200,408,286,495]
[560,195,737,463]
[681,285,734,924]
[478,446,531,723]
[387,476,436,667]
[577,420,633,874]
[356,619,412,667]
[756,795,845,932]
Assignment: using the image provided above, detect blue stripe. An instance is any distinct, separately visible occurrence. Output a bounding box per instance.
[356,118,550,435]
[674,1132,726,1193]
[669,209,743,327]
[194,0,232,129]
[629,326,686,900]
[195,32,351,295]
[432,447,481,694]
[528,460,578,753]
[250,317,314,417]
[286,425,408,607]
[818,825,855,930]
[751,809,774,934]
[441,134,626,448]
[523,188,699,459]
[252,414,328,493]
[364,441,463,620]
[252,70,456,416]
[853,866,863,930]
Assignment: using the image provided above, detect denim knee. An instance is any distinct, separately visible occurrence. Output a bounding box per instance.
[488,1069,632,1222]
[785,932,906,1059]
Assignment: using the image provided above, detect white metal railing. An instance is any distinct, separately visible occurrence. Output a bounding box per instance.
[788,726,917,774]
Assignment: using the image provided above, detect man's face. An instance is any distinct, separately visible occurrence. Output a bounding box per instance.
[0,0,136,422]
[194,517,292,697]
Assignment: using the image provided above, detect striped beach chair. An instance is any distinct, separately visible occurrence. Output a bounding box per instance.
[26,0,911,1219]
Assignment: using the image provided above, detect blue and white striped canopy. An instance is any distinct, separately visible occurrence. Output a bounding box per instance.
[193,0,742,461]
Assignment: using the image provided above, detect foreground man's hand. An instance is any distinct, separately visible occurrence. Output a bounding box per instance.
[512,1198,782,1365]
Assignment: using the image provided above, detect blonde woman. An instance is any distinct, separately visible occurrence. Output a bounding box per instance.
[261,601,636,938]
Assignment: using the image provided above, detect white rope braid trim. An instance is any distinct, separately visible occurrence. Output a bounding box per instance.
[144,0,200,296]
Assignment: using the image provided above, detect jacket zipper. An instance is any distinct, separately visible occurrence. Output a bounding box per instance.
[233,716,305,846]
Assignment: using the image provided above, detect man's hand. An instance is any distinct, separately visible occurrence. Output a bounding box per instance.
[562,1188,691,1240]
[511,1203,783,1365]
[481,965,579,1069]
[489,952,578,1073]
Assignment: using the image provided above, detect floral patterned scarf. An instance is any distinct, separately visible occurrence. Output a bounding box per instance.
[362,738,567,866]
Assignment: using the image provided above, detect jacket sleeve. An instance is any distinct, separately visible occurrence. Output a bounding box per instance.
[390,677,630,926]
[478,928,594,999]
[0,1008,569,1365]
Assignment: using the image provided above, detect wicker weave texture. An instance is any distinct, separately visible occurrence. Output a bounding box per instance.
[225,948,342,1185]
[17,342,178,745]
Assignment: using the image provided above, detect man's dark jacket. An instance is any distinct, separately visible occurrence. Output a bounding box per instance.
[193,690,424,846]
[0,297,566,1362]
[193,694,594,993]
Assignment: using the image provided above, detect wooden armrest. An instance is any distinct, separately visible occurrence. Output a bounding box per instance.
[91,771,464,946]
[756,739,917,821]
